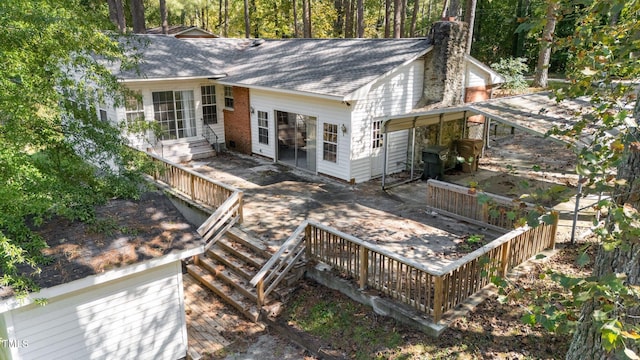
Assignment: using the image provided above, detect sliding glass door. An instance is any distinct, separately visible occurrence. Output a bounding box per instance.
[276,110,316,172]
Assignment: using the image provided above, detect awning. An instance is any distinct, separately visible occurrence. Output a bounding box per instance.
[381,92,606,149]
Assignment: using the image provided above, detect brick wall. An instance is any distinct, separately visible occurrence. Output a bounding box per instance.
[465,85,492,125]
[223,86,252,154]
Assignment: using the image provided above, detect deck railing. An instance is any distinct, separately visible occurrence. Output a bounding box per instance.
[250,221,308,306]
[301,216,556,322]
[143,152,243,249]
[426,179,535,230]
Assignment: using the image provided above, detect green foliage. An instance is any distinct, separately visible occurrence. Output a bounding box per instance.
[490,57,530,92]
[0,0,149,297]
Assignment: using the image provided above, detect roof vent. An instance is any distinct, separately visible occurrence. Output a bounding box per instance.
[251,38,265,47]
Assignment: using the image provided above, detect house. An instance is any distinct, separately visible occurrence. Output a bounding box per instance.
[0,192,203,360]
[106,20,503,183]
[146,25,218,38]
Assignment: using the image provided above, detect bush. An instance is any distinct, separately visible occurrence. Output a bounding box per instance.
[491,57,530,92]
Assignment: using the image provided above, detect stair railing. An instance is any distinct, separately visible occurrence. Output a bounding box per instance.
[250,221,308,306]
[197,191,243,251]
[203,123,219,152]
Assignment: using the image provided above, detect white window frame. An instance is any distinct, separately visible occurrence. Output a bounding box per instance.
[372,119,384,149]
[323,123,338,163]
[124,93,145,127]
[201,85,217,125]
[257,110,269,145]
[224,86,234,109]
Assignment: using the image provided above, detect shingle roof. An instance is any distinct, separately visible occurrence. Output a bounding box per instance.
[113,35,432,98]
[108,35,228,81]
[186,38,432,98]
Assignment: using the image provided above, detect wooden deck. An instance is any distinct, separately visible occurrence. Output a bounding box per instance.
[184,273,265,358]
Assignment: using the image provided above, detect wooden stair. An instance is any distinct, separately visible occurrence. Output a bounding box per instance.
[187,226,300,322]
[157,138,216,163]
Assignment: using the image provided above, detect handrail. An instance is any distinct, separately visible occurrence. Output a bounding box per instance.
[140,149,244,250]
[251,221,308,306]
[203,124,219,151]
[197,191,243,250]
[146,151,237,195]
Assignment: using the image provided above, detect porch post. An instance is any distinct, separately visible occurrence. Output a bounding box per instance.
[382,124,389,189]
[410,127,416,180]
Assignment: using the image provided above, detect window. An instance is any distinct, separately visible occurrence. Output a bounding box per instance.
[125,93,144,127]
[372,120,384,149]
[201,85,217,124]
[152,90,197,140]
[224,86,234,109]
[257,111,269,145]
[97,90,108,122]
[323,123,338,162]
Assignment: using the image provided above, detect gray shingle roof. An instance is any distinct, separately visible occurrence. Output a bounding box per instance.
[111,35,432,98]
[187,38,432,98]
[108,35,227,81]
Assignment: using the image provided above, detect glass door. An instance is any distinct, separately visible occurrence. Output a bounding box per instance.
[276,110,316,172]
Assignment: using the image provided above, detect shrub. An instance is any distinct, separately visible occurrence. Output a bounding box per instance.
[491,57,530,92]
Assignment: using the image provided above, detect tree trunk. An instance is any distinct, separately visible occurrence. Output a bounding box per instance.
[107,0,126,33]
[464,0,477,54]
[400,0,407,37]
[160,0,168,34]
[345,0,353,37]
[566,100,640,359]
[357,0,364,37]
[294,0,300,37]
[384,0,391,38]
[307,0,312,38]
[532,0,558,88]
[129,0,146,33]
[224,0,229,36]
[244,0,250,38]
[410,0,419,37]
[393,0,401,38]
[302,0,311,37]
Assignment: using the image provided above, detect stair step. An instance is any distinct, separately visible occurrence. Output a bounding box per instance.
[187,264,260,322]
[197,256,258,302]
[206,247,258,281]
[217,238,268,269]
[226,227,274,256]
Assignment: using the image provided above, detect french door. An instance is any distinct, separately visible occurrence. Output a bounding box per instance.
[152,90,197,140]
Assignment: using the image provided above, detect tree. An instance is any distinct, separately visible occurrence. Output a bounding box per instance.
[159,0,169,34]
[463,0,477,54]
[393,0,401,37]
[244,0,250,37]
[356,0,364,37]
[559,1,640,357]
[0,0,148,297]
[130,0,146,33]
[532,0,558,88]
[107,0,126,32]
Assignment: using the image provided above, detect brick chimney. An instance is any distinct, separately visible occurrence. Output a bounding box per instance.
[421,21,468,107]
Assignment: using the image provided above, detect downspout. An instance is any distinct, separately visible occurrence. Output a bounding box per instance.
[382,122,389,190]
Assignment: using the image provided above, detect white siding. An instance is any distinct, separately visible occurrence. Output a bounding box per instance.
[349,60,424,183]
[8,262,187,360]
[465,61,490,88]
[249,90,352,181]
[118,80,227,148]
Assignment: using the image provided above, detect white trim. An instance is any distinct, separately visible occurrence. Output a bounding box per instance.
[120,75,225,83]
[216,81,345,102]
[0,246,203,313]
[464,55,506,85]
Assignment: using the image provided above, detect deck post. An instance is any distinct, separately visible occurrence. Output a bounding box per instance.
[190,173,196,200]
[550,210,559,249]
[500,241,511,276]
[433,276,444,322]
[237,192,244,224]
[359,247,368,290]
[256,280,265,307]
